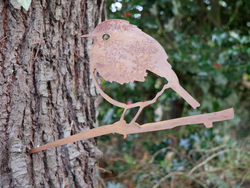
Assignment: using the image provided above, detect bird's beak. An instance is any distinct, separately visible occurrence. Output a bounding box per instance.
[80,34,93,38]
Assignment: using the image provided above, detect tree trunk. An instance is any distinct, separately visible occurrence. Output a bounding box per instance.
[0,0,106,187]
[210,0,221,28]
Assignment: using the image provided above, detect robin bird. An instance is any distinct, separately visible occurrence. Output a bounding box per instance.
[81,19,200,126]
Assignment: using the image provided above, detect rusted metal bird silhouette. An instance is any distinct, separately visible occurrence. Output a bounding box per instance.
[29,20,234,154]
[82,19,200,126]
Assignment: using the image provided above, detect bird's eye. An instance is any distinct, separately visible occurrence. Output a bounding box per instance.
[102,34,110,40]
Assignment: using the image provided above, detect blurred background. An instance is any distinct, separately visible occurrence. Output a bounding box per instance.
[97,0,250,187]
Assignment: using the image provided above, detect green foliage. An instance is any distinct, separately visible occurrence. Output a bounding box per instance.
[98,0,250,187]
[17,0,31,11]
[101,0,250,126]
[123,153,137,166]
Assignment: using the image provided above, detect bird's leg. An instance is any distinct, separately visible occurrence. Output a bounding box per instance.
[129,84,171,128]
[129,105,146,128]
[120,108,127,122]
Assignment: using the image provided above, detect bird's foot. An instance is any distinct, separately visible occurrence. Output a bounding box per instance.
[119,119,130,138]
[112,119,130,138]
[129,121,141,128]
[119,118,127,124]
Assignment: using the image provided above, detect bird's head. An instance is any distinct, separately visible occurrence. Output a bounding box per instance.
[80,19,152,84]
[81,19,131,43]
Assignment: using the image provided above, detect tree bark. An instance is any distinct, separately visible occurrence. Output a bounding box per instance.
[210,0,221,28]
[0,0,106,187]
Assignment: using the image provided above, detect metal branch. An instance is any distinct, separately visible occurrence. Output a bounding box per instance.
[29,108,234,154]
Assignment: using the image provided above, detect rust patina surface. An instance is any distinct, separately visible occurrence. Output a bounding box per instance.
[29,20,234,154]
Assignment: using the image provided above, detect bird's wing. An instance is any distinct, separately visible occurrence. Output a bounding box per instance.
[114,24,171,73]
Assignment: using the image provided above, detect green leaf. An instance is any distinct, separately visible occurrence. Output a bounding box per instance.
[123,153,137,166]
[214,71,228,86]
[103,108,114,124]
[17,0,31,11]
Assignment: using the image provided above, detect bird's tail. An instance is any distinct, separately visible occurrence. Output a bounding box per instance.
[171,84,200,109]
